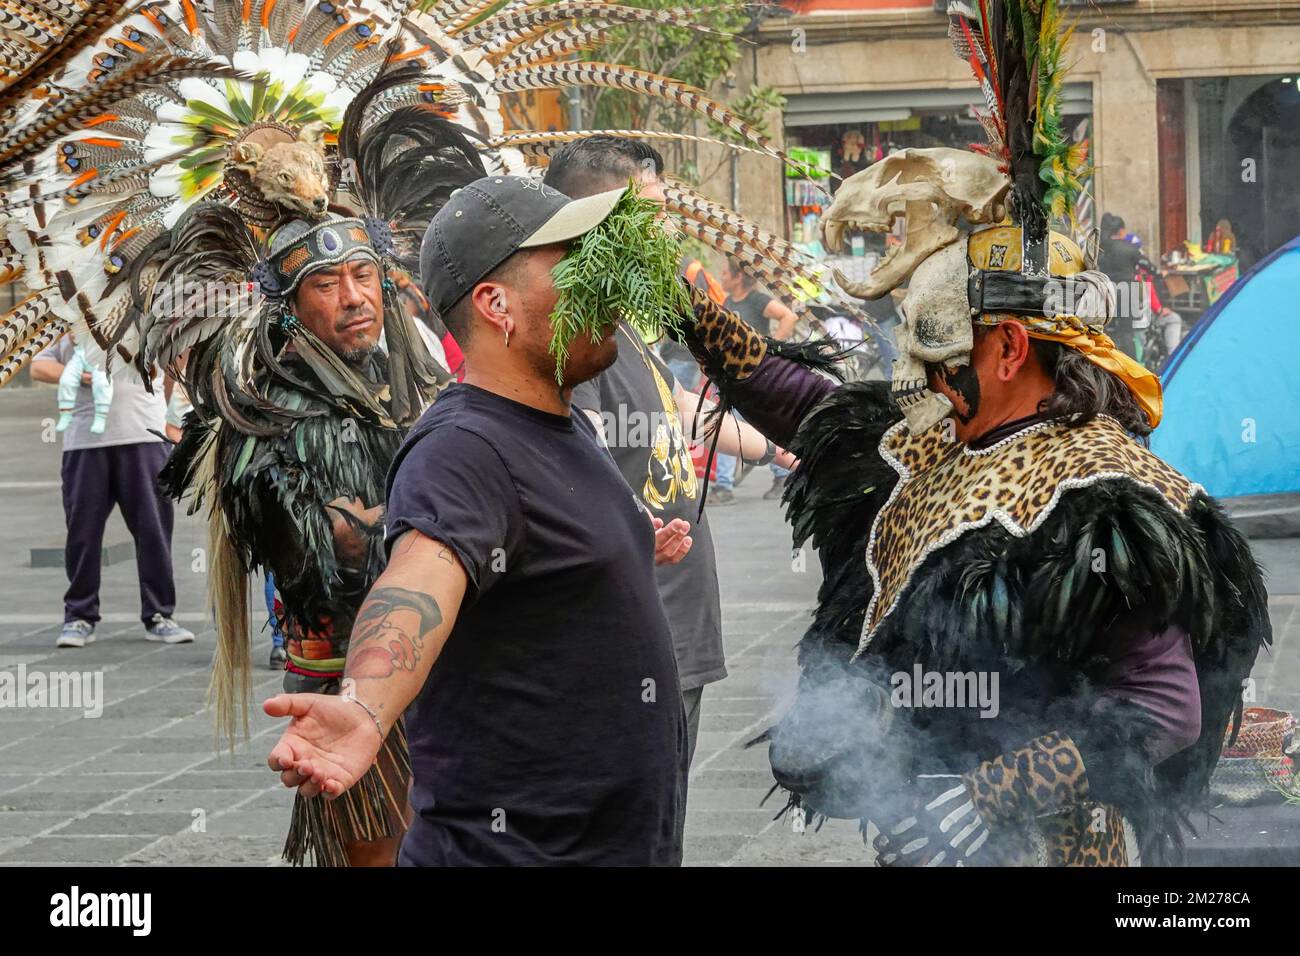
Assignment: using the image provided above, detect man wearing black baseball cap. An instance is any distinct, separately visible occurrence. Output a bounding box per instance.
[266,175,693,866]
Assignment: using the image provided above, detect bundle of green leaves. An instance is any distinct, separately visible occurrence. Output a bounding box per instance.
[548,184,690,381]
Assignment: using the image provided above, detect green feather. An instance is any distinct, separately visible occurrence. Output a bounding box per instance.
[1108,524,1131,581]
[224,79,253,126]
[1031,0,1081,225]
[233,435,255,483]
[1109,524,1147,607]
[1050,561,1076,636]
[185,100,239,129]
[250,77,269,122]
[991,570,1010,641]
[1007,590,1024,653]
[180,147,228,171]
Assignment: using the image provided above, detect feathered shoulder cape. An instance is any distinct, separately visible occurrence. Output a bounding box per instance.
[161,354,402,637]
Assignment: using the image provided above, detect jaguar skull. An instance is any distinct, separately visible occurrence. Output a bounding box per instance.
[821,147,1009,300]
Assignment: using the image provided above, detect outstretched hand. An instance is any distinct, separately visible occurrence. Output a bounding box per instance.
[264,693,383,799]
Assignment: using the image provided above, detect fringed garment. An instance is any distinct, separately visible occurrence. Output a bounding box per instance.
[284,717,411,868]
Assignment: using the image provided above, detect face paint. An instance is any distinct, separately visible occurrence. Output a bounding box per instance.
[931,360,981,424]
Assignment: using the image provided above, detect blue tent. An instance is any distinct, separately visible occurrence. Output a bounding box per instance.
[1151,236,1300,497]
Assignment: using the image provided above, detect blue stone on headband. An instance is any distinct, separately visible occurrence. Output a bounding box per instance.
[266,217,381,297]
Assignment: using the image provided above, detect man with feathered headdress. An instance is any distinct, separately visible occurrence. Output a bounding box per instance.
[665,0,1270,865]
[151,96,488,866]
[159,203,451,867]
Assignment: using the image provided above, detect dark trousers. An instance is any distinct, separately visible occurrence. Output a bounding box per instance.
[682,685,704,770]
[673,686,705,856]
[61,442,176,625]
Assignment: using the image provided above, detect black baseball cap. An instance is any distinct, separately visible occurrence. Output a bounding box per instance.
[419,175,626,316]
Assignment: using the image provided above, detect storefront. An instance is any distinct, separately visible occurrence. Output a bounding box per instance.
[779,84,1093,253]
[703,0,1300,276]
[1159,73,1300,270]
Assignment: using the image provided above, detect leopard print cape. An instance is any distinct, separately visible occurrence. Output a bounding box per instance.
[858,414,1201,655]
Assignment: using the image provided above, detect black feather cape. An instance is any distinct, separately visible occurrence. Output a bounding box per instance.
[161,352,404,643]
[780,383,1271,863]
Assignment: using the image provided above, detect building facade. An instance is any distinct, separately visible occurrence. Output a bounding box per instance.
[702,0,1300,272]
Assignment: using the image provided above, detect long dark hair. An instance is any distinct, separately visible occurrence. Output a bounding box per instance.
[1032,338,1153,439]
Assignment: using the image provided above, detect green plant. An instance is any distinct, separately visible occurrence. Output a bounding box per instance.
[548,183,690,380]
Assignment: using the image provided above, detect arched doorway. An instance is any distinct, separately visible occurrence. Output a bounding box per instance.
[1221,78,1300,269]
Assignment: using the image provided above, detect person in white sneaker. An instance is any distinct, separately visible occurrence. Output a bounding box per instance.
[144,613,195,644]
[32,339,193,648]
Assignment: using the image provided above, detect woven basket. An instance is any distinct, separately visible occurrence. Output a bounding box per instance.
[1211,707,1298,805]
[1221,707,1296,758]
[1210,755,1297,805]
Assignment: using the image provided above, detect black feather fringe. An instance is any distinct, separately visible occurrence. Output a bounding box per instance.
[340,88,488,277]
[726,360,1268,862]
[780,380,900,665]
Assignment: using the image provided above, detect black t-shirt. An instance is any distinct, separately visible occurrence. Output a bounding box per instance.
[572,325,725,691]
[725,289,774,335]
[383,383,684,866]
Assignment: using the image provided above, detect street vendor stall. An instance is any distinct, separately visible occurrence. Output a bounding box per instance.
[1161,246,1240,321]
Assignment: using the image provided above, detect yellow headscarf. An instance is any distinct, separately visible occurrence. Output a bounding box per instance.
[967,225,1163,428]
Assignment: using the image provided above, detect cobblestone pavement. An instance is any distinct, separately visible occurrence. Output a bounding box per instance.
[0,384,1295,866]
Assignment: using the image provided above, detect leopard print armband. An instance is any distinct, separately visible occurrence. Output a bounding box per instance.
[681,284,767,382]
[961,731,1092,826]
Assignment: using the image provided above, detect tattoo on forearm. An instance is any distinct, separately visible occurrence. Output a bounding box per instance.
[347,586,443,682]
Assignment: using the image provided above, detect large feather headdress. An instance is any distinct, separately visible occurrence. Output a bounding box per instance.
[946,0,1091,270]
[0,0,876,387]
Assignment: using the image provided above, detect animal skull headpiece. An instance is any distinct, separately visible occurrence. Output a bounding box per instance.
[822,147,1121,433]
[815,1,1165,433]
[823,147,1012,432]
[823,147,1010,302]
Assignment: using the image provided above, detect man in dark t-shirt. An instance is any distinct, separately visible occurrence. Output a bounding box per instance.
[266,176,693,866]
[573,328,726,700]
[571,322,783,768]
[382,381,684,865]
